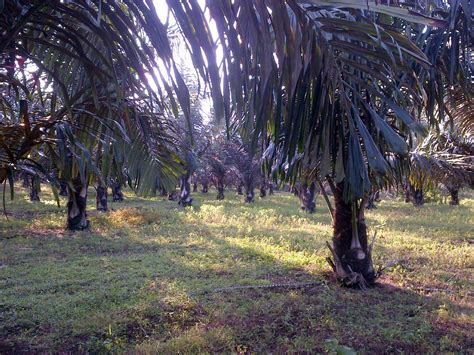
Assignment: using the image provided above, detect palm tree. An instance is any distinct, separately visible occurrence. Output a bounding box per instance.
[2,1,472,285]
[409,131,474,205]
[207,150,228,200]
[225,138,262,203]
[298,181,317,213]
[1,1,187,228]
[168,0,471,286]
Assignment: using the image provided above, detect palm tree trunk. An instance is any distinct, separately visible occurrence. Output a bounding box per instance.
[22,174,29,188]
[29,175,40,202]
[236,182,243,195]
[268,183,274,195]
[0,169,6,185]
[412,188,424,206]
[160,186,167,196]
[245,184,254,203]
[404,184,411,203]
[96,184,108,212]
[299,182,315,213]
[67,178,89,231]
[328,182,376,287]
[111,183,124,202]
[216,179,225,200]
[447,186,460,205]
[366,190,379,209]
[292,186,299,196]
[179,174,193,206]
[59,181,68,196]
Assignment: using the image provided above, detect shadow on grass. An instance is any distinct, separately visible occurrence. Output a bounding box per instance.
[0,189,472,353]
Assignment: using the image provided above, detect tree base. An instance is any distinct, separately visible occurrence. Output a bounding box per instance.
[216,185,225,200]
[178,198,193,207]
[448,188,460,205]
[328,182,379,288]
[67,219,90,231]
[299,182,316,213]
[326,242,378,289]
[112,184,124,202]
[168,192,178,201]
[96,185,108,212]
[67,179,90,231]
[29,193,40,202]
[29,176,40,202]
[59,182,68,197]
[412,189,424,206]
[245,189,254,203]
[179,174,193,207]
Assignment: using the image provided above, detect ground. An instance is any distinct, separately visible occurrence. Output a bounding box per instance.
[0,187,472,353]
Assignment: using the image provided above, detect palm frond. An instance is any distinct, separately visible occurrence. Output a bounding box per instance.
[1,1,190,189]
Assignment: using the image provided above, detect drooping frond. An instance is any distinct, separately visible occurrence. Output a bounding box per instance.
[1,1,192,187]
[444,86,474,135]
[169,0,459,200]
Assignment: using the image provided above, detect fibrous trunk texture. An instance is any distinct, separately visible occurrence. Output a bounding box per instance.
[328,183,376,288]
[96,185,108,212]
[67,178,89,231]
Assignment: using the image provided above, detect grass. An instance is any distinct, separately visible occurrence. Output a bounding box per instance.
[0,186,472,353]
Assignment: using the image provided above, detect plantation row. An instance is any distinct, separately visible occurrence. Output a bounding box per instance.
[1,1,472,290]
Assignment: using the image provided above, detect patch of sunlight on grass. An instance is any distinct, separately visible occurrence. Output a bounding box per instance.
[0,186,472,353]
[104,207,160,228]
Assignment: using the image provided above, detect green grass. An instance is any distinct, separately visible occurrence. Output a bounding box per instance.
[0,187,472,353]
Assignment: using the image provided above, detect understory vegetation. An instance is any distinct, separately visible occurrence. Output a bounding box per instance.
[0,188,472,353]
